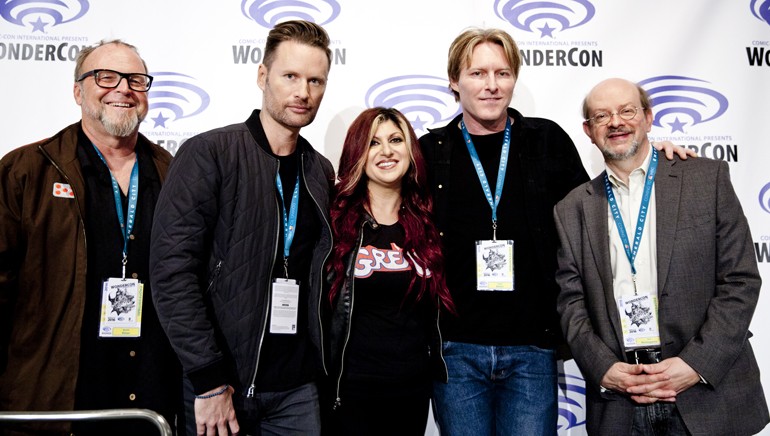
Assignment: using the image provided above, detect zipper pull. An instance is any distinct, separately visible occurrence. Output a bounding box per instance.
[206,260,223,294]
[246,384,255,398]
[333,397,341,410]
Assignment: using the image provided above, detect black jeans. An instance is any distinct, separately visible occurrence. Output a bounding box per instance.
[183,376,321,436]
[632,402,690,436]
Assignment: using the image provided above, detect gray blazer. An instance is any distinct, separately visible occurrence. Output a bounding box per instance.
[554,153,769,435]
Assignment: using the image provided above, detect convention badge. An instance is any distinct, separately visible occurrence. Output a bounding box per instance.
[475,240,514,291]
[99,278,143,338]
[617,293,661,349]
[270,278,299,334]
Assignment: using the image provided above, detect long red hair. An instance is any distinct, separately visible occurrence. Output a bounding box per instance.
[328,107,453,312]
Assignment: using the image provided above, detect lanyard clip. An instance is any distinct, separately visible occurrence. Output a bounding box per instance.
[492,220,498,242]
[283,257,289,279]
[121,255,128,280]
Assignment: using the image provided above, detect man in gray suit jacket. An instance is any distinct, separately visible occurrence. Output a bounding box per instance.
[554,78,769,435]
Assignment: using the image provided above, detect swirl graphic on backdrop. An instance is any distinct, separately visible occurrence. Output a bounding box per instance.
[0,0,88,33]
[494,0,595,38]
[760,182,770,214]
[146,72,210,129]
[365,75,461,136]
[751,0,770,26]
[558,372,587,431]
[241,0,340,27]
[638,76,728,134]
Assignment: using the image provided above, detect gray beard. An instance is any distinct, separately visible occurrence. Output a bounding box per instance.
[602,138,640,161]
[101,112,141,137]
[82,101,143,138]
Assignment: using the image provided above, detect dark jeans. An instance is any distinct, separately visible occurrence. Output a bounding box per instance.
[432,341,558,436]
[632,402,690,436]
[183,377,320,436]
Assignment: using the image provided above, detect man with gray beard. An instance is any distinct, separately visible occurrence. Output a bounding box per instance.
[554,78,768,435]
[0,40,184,435]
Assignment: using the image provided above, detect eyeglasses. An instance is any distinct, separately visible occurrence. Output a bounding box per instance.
[76,69,154,92]
[585,106,642,126]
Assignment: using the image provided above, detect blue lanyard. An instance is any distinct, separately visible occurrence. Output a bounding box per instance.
[460,117,512,240]
[604,148,658,290]
[276,171,300,269]
[91,144,139,279]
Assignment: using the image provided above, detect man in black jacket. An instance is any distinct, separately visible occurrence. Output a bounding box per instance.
[420,28,690,436]
[150,20,335,436]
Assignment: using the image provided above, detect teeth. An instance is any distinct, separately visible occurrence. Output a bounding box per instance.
[110,103,131,108]
[377,161,396,169]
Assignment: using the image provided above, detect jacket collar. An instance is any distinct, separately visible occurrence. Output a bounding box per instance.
[245,109,313,157]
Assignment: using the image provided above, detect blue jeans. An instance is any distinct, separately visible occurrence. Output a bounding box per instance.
[632,402,690,436]
[183,377,321,436]
[432,341,558,436]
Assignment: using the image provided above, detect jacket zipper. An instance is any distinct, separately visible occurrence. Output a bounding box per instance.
[246,159,281,398]
[333,220,368,410]
[39,146,88,255]
[436,296,448,383]
[206,260,223,294]
[301,152,334,377]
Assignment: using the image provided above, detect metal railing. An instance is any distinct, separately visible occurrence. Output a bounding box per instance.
[0,408,172,436]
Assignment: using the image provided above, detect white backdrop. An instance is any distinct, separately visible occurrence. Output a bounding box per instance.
[2,1,770,434]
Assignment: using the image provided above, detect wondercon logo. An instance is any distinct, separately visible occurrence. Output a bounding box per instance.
[146,72,210,129]
[558,371,586,431]
[494,0,595,38]
[0,0,88,33]
[365,75,461,136]
[760,182,770,214]
[241,0,340,28]
[751,0,770,26]
[639,76,729,135]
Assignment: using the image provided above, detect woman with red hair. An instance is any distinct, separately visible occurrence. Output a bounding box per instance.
[326,107,453,435]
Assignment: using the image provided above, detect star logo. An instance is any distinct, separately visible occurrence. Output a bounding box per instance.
[640,76,729,133]
[364,75,460,136]
[152,112,170,128]
[30,16,48,33]
[146,72,210,130]
[667,117,686,133]
[0,1,89,33]
[494,0,596,37]
[539,22,556,38]
[411,115,427,132]
[242,0,341,28]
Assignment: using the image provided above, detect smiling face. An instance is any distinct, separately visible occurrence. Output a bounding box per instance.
[450,41,516,134]
[583,78,653,163]
[74,43,148,138]
[365,119,411,194]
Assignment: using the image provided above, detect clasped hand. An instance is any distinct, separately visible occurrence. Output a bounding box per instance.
[600,357,701,404]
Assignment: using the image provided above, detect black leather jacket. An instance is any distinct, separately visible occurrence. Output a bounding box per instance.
[327,215,447,409]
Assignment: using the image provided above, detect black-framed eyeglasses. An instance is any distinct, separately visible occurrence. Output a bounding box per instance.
[76,69,154,92]
[585,106,642,126]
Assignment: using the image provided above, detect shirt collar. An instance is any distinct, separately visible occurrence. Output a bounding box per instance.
[605,144,653,188]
